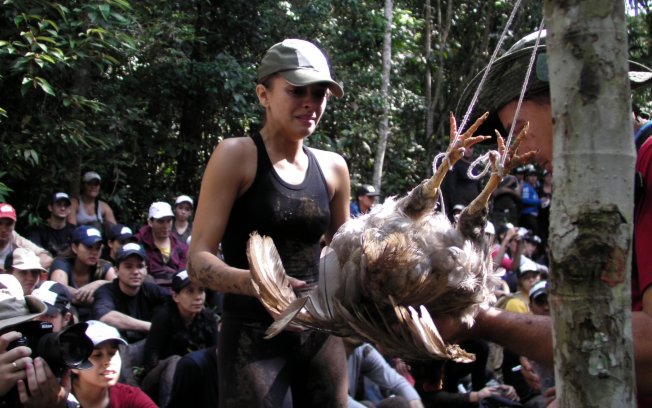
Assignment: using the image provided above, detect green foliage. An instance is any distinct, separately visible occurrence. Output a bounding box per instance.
[1,0,650,231]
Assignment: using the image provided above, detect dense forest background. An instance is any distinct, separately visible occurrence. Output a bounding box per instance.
[1,0,651,228]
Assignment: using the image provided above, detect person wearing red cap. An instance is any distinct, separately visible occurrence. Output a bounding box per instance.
[0,203,52,274]
[189,39,350,407]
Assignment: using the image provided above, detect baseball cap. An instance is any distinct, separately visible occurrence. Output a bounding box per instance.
[72,225,103,246]
[107,224,136,242]
[32,281,72,317]
[0,203,17,222]
[257,39,344,98]
[82,171,101,183]
[10,248,47,273]
[0,274,47,331]
[84,320,127,346]
[517,258,540,278]
[456,30,652,136]
[356,184,380,197]
[115,242,147,265]
[174,195,194,208]
[148,202,174,220]
[171,270,192,293]
[51,192,71,204]
[529,280,547,302]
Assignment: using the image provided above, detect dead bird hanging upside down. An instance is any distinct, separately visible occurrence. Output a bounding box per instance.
[247,113,535,362]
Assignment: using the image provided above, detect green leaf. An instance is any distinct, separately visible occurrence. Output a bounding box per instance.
[99,4,111,20]
[34,77,55,96]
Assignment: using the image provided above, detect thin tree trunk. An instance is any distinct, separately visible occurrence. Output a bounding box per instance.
[544,1,636,406]
[425,0,432,140]
[372,0,393,190]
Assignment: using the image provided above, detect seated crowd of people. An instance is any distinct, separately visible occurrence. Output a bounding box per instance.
[0,168,553,408]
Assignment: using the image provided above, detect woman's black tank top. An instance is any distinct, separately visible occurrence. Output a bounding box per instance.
[221,132,331,322]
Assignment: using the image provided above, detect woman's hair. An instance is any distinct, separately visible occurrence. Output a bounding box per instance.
[57,246,111,280]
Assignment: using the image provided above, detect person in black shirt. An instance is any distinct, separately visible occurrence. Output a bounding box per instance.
[92,242,169,380]
[141,270,218,406]
[28,192,76,258]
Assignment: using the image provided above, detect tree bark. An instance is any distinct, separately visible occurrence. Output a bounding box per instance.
[544,1,637,406]
[372,0,393,191]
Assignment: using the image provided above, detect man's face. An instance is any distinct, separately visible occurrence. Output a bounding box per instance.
[49,200,71,219]
[0,218,15,247]
[498,99,554,172]
[530,294,550,316]
[148,217,172,240]
[11,268,40,295]
[117,255,147,290]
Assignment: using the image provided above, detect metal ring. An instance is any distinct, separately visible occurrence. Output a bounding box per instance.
[12,362,18,370]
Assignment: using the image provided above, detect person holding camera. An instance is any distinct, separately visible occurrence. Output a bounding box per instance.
[0,274,70,407]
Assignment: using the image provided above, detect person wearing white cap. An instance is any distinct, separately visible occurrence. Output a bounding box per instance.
[0,274,70,406]
[5,248,47,295]
[70,320,156,408]
[172,195,193,244]
[67,171,117,229]
[189,39,350,406]
[136,202,188,288]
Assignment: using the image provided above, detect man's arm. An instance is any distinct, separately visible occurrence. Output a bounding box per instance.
[99,311,151,332]
[633,289,652,394]
[359,345,423,406]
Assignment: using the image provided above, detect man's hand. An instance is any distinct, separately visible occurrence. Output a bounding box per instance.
[0,331,32,397]
[17,357,69,408]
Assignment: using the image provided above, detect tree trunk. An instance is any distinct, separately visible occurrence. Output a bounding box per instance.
[544,1,637,406]
[425,0,432,140]
[372,0,393,190]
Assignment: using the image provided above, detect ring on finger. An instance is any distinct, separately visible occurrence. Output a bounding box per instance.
[12,362,18,370]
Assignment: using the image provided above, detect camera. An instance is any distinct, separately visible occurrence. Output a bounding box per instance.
[8,320,93,376]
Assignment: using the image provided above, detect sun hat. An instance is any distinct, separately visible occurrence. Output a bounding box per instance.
[10,248,47,273]
[0,274,47,332]
[456,30,652,134]
[257,39,344,98]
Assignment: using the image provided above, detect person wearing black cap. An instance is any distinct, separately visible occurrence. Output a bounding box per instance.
[141,270,218,406]
[32,280,73,333]
[189,39,350,406]
[350,184,380,218]
[92,243,168,344]
[50,225,115,322]
[27,192,76,258]
[103,224,137,266]
[454,30,652,398]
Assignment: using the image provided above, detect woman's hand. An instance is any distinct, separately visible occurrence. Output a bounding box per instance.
[74,279,108,304]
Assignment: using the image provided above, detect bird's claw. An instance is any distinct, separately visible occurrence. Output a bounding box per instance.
[495,123,537,175]
[447,112,491,165]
